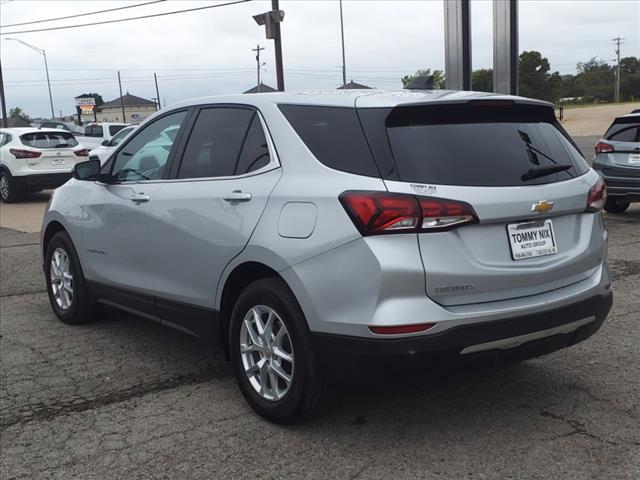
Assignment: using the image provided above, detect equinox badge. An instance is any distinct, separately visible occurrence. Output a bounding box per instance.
[531,200,554,214]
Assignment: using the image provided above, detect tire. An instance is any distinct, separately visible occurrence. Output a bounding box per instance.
[604,198,630,214]
[0,170,21,203]
[44,231,100,324]
[229,278,326,423]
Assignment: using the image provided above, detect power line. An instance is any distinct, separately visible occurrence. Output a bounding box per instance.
[0,0,252,36]
[0,0,166,28]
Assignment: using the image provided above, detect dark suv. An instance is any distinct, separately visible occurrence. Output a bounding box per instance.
[593,113,640,213]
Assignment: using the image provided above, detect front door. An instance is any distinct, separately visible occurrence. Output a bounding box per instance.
[81,110,189,309]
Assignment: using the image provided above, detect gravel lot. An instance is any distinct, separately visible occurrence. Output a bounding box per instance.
[1,161,639,479]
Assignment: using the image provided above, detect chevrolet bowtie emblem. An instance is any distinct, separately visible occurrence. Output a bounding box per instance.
[531,200,554,213]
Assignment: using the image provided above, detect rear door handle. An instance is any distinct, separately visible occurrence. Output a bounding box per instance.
[223,190,252,202]
[131,193,151,204]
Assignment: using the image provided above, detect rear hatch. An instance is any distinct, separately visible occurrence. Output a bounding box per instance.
[20,131,82,171]
[595,115,640,179]
[358,100,603,306]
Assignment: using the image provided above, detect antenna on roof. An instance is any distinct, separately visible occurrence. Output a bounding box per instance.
[404,75,434,90]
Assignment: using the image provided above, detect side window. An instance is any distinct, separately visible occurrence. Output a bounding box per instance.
[235,114,271,174]
[111,110,187,182]
[109,125,125,136]
[0,133,5,146]
[177,108,253,179]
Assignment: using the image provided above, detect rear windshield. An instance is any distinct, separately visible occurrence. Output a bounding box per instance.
[605,117,639,142]
[109,125,125,136]
[21,131,79,149]
[361,104,590,187]
[84,125,103,137]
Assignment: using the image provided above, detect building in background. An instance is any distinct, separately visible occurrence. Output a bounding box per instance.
[337,80,372,90]
[243,83,277,94]
[98,93,157,123]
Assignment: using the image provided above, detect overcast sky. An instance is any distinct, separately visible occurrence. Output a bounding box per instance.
[1,0,638,118]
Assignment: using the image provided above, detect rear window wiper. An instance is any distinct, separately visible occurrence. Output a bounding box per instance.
[521,164,573,181]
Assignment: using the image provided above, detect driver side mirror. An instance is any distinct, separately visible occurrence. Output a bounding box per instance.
[101,139,111,147]
[73,158,101,181]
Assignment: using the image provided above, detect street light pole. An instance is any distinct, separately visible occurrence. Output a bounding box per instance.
[339,0,347,87]
[6,38,55,119]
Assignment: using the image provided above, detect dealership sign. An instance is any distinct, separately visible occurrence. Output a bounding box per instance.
[75,97,96,106]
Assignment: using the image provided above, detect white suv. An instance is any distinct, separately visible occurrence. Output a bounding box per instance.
[0,128,90,202]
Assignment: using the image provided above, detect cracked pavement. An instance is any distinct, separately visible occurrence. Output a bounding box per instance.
[1,209,639,479]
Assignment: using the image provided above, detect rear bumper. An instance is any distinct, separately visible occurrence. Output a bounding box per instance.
[594,164,640,201]
[12,172,72,191]
[312,291,613,383]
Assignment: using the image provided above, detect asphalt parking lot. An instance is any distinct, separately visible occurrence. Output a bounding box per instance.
[1,147,639,478]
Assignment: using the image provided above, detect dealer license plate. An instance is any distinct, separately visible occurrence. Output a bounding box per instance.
[628,153,640,165]
[51,158,66,166]
[507,219,557,261]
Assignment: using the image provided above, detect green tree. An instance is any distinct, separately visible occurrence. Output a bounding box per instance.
[9,107,31,123]
[619,56,640,101]
[575,58,615,102]
[471,69,493,92]
[401,68,445,89]
[518,51,561,102]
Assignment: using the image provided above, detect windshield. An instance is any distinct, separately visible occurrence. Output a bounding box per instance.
[21,131,79,149]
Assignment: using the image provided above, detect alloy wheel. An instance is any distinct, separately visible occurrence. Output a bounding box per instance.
[240,305,294,401]
[50,248,74,310]
[0,175,9,201]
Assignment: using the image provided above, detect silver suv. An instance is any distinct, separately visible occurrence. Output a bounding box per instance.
[593,112,640,213]
[42,91,613,422]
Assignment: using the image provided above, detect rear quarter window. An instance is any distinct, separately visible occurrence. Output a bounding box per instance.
[278,105,379,177]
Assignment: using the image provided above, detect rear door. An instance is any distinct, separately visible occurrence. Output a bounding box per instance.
[148,106,281,328]
[19,131,81,171]
[358,101,604,306]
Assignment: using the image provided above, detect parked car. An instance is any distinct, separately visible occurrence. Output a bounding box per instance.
[88,125,136,165]
[41,91,613,422]
[593,113,640,213]
[0,128,89,202]
[40,120,85,135]
[76,122,129,150]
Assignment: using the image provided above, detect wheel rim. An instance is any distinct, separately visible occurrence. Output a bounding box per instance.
[240,305,294,401]
[0,175,9,200]
[50,248,74,310]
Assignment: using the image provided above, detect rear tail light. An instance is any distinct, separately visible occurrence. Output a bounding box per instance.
[369,323,436,335]
[595,141,614,153]
[586,178,607,212]
[74,148,90,157]
[9,148,41,159]
[339,191,478,236]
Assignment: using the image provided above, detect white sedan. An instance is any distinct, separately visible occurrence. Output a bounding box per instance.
[88,125,136,165]
[0,128,89,203]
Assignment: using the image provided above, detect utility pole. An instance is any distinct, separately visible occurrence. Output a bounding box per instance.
[339,0,347,87]
[271,0,284,91]
[252,44,265,92]
[0,60,8,128]
[613,37,624,103]
[154,73,161,110]
[117,71,126,122]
